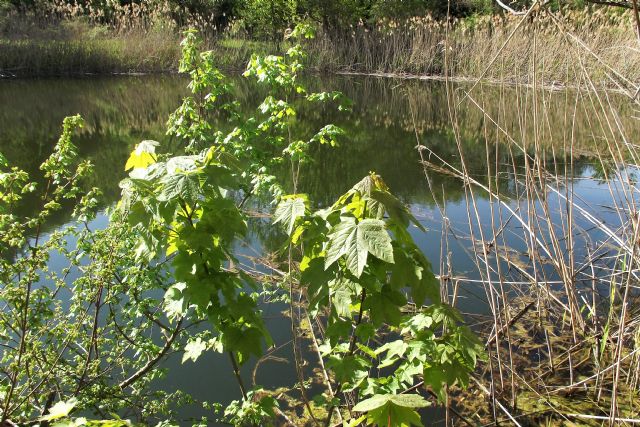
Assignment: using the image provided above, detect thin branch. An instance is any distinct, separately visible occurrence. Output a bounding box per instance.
[494,0,528,15]
[324,288,367,427]
[584,0,632,8]
[228,351,248,400]
[119,317,184,390]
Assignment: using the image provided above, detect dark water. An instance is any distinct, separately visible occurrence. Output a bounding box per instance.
[1,74,636,425]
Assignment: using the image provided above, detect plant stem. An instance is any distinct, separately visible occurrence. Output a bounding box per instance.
[179,198,249,402]
[119,317,184,390]
[2,177,52,422]
[324,288,367,427]
[229,351,248,400]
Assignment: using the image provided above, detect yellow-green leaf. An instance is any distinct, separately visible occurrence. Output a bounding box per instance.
[40,398,78,421]
[125,140,159,171]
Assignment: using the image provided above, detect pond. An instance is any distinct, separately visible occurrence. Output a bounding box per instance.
[1,73,637,425]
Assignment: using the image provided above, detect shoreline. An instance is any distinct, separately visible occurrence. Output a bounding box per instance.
[2,9,639,92]
[2,66,637,99]
[335,70,640,96]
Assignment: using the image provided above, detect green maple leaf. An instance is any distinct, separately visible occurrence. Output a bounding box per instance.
[423,364,456,403]
[358,219,394,264]
[353,393,429,427]
[326,355,370,391]
[324,216,358,272]
[391,247,440,305]
[376,339,409,368]
[330,278,360,318]
[157,172,201,202]
[370,189,424,231]
[273,195,307,235]
[221,325,264,364]
[325,217,394,277]
[365,286,406,326]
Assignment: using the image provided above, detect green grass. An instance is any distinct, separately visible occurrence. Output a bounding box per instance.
[0,35,180,77]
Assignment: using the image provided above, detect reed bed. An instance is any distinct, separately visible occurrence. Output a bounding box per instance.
[2,2,640,84]
[0,0,220,76]
[409,8,640,425]
[306,8,640,88]
[0,5,272,76]
[0,34,179,76]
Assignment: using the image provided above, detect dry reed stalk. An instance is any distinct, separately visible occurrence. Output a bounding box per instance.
[404,3,640,424]
[305,7,640,89]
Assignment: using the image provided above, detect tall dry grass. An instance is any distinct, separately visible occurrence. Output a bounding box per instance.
[2,2,640,83]
[307,7,640,88]
[0,8,180,76]
[0,31,180,76]
[0,0,224,36]
[408,6,640,425]
[0,0,235,76]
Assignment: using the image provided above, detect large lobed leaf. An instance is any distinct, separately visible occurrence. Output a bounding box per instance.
[325,217,394,277]
[273,195,307,235]
[353,393,429,427]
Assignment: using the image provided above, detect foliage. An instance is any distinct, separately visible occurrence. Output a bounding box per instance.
[121,131,272,365]
[118,25,352,425]
[0,0,513,43]
[275,173,483,423]
[122,26,482,425]
[0,27,482,427]
[0,117,192,425]
[353,393,430,427]
[239,0,297,40]
[223,388,279,426]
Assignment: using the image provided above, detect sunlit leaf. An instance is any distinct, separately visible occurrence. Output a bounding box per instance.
[325,216,359,273]
[357,219,394,264]
[274,195,307,235]
[353,394,429,427]
[325,217,394,277]
[183,337,207,363]
[326,355,370,391]
[125,140,159,171]
[41,398,78,421]
[157,172,201,202]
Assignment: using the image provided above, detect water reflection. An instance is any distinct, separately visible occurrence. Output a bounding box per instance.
[3,74,632,217]
[1,73,636,425]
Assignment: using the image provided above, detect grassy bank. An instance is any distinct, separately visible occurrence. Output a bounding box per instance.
[0,19,180,76]
[2,7,640,86]
[0,19,275,76]
[0,37,178,76]
[305,8,640,88]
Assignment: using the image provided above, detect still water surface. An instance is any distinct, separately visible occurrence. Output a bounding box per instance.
[1,74,636,424]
